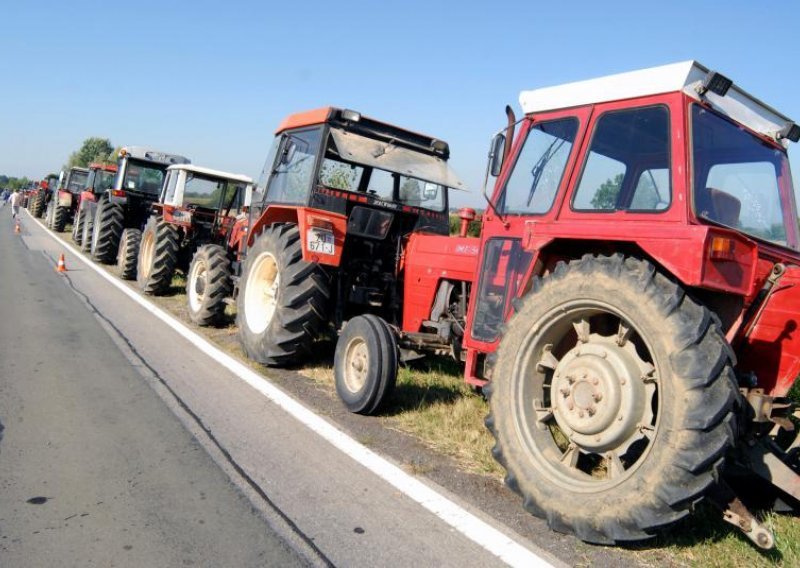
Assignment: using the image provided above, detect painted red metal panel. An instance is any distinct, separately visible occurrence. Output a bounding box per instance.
[737,265,800,396]
[401,233,479,333]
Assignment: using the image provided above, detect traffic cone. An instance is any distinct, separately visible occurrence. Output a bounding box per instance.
[55,253,67,273]
[14,221,20,234]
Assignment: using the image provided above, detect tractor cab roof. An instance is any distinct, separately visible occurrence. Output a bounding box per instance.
[166,164,253,184]
[275,106,453,160]
[88,162,118,172]
[119,146,190,166]
[69,166,89,173]
[519,61,796,147]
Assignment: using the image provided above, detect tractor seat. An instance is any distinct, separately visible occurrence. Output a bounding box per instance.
[699,187,741,227]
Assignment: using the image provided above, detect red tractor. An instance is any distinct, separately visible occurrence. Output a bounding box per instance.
[45,166,89,232]
[452,61,800,548]
[28,174,58,218]
[72,162,118,250]
[82,146,190,263]
[133,164,252,312]
[236,107,476,413]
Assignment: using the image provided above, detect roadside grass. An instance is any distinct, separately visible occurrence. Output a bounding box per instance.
[83,252,800,566]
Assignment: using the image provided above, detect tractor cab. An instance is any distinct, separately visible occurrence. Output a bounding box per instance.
[112,146,190,205]
[247,107,467,326]
[156,164,253,240]
[85,162,117,197]
[63,167,89,194]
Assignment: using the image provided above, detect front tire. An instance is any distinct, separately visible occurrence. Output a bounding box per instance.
[487,254,738,544]
[237,224,329,366]
[31,192,46,218]
[334,315,398,415]
[137,216,179,295]
[91,195,124,263]
[187,245,232,326]
[117,228,142,280]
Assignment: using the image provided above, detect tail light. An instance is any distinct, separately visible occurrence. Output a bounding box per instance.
[111,189,126,198]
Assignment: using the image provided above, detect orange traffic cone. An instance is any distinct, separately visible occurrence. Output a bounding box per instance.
[55,253,67,273]
[14,221,20,234]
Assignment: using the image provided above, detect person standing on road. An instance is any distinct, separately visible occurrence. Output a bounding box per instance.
[10,190,21,218]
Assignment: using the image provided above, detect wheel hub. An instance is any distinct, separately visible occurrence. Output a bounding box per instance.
[551,338,645,453]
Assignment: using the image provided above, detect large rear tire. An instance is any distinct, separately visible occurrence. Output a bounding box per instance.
[80,203,96,253]
[117,228,142,280]
[137,216,179,295]
[72,202,84,245]
[487,254,738,544]
[44,201,55,229]
[237,224,330,366]
[90,195,124,264]
[334,315,398,415]
[31,192,46,218]
[187,244,232,326]
[52,205,68,232]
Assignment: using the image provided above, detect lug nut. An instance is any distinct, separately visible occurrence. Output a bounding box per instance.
[592,377,599,386]
[560,386,570,397]
[593,392,603,402]
[578,410,585,418]
[587,405,596,417]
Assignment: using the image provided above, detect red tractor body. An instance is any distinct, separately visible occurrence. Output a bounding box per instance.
[465,61,800,548]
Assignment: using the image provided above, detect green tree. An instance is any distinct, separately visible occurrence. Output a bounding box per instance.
[67,137,115,168]
[590,173,623,210]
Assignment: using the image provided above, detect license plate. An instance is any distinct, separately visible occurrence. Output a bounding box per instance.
[307,227,335,255]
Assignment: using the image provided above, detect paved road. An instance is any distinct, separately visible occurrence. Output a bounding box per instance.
[0,210,554,567]
[0,210,310,566]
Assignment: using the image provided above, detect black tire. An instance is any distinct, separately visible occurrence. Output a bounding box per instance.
[80,202,96,254]
[91,195,124,263]
[117,228,142,280]
[187,244,232,326]
[31,192,46,218]
[52,205,68,232]
[486,254,738,544]
[72,202,84,245]
[334,315,398,415]
[44,201,55,229]
[237,224,330,366]
[137,216,179,295]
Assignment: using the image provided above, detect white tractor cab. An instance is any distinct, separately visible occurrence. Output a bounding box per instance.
[132,164,254,322]
[86,145,190,265]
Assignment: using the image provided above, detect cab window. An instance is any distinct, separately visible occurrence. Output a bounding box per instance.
[573,106,671,212]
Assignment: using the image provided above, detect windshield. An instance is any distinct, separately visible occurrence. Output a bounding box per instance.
[122,159,166,195]
[66,170,89,193]
[96,170,115,191]
[497,118,578,214]
[692,105,797,248]
[182,173,243,211]
[318,129,449,212]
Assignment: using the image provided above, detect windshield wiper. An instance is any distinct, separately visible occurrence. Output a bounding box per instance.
[527,138,565,207]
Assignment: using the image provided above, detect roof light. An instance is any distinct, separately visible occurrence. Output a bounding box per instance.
[777,122,800,143]
[431,139,449,154]
[696,70,732,97]
[341,109,361,122]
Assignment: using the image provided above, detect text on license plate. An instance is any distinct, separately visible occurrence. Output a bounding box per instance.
[307,227,335,255]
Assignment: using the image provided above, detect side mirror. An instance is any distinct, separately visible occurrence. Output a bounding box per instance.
[489,133,506,177]
[281,140,297,165]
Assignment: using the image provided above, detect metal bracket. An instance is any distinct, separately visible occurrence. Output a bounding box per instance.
[707,481,775,549]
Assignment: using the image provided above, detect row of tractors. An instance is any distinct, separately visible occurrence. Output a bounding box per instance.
[28,61,800,550]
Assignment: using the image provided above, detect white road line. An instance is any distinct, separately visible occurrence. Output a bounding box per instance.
[26,212,557,568]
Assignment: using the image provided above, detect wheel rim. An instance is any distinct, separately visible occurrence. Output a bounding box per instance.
[513,301,659,492]
[140,231,155,279]
[244,252,280,334]
[343,337,369,393]
[189,258,208,312]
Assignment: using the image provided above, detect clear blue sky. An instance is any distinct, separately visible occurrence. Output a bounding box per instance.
[2,1,799,207]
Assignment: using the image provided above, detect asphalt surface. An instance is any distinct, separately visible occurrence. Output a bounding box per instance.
[0,208,557,567]
[0,208,309,566]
